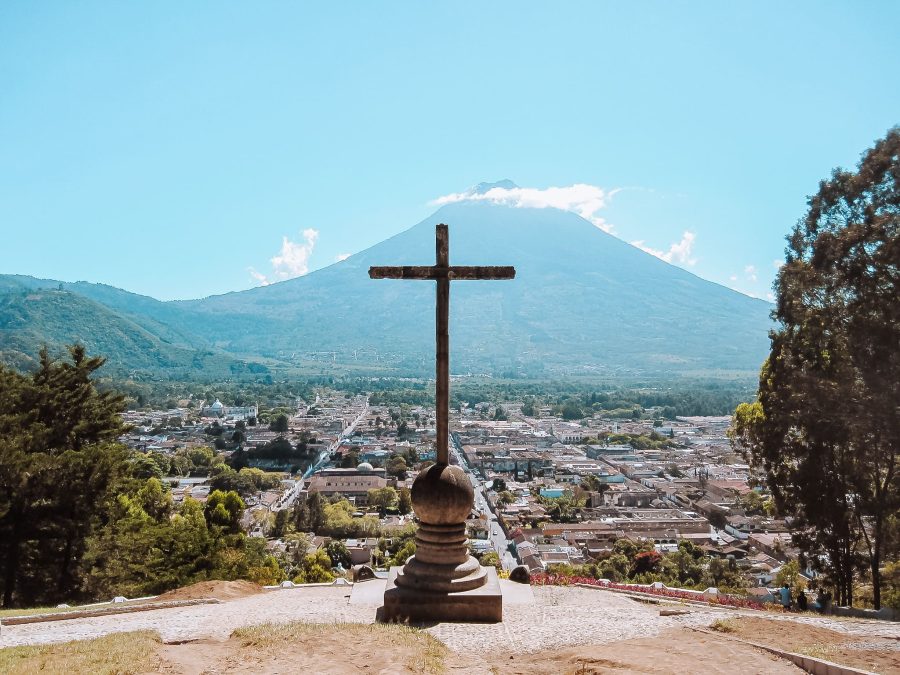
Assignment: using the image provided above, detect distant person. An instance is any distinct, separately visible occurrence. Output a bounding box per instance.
[817,588,831,614]
[779,584,792,610]
[797,589,808,611]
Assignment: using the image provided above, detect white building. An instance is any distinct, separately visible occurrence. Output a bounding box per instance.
[200,399,258,420]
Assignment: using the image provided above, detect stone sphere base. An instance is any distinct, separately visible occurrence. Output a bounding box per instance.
[399,463,488,595]
[380,460,502,620]
[410,463,474,525]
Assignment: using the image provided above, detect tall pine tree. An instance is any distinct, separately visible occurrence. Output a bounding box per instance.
[0,346,129,607]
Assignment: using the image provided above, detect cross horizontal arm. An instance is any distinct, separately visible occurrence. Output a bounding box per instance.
[369,265,516,280]
[369,266,438,280]
[448,266,516,280]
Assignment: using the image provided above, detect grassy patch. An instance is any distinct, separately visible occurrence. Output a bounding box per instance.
[232,621,447,674]
[0,605,67,618]
[0,630,160,675]
[798,643,838,661]
[709,618,737,633]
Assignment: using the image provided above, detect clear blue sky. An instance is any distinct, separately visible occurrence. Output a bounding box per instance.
[1,2,897,300]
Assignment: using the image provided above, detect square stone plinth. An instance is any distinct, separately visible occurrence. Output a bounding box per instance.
[380,565,503,623]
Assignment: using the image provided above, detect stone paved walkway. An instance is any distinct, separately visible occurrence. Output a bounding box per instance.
[1,583,898,655]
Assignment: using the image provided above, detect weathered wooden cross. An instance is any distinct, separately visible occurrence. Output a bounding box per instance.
[369,223,515,465]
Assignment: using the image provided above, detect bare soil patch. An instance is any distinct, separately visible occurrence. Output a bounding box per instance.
[158,622,446,674]
[710,616,899,674]
[485,628,802,674]
[156,581,264,603]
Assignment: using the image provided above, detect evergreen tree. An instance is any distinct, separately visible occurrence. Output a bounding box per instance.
[732,128,900,608]
[0,346,130,607]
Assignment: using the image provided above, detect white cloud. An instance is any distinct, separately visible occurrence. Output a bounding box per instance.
[335,253,351,262]
[249,228,319,286]
[724,264,777,302]
[631,231,697,266]
[772,258,783,269]
[432,183,618,233]
[248,268,271,286]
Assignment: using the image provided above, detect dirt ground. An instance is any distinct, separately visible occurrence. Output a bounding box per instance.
[156,581,264,603]
[5,617,897,674]
[153,627,805,675]
[159,638,430,674]
[473,628,803,674]
[157,622,446,675]
[710,616,900,674]
[4,582,898,674]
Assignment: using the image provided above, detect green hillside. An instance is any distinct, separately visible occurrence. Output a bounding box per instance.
[0,275,206,351]
[0,289,264,379]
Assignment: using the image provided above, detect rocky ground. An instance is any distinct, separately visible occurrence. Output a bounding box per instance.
[1,581,898,673]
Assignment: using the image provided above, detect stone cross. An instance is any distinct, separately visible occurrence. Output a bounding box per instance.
[369,224,515,465]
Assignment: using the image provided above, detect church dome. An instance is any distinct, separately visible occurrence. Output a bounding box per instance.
[357,462,374,472]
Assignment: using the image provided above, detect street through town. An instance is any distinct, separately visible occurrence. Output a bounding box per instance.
[452,434,517,570]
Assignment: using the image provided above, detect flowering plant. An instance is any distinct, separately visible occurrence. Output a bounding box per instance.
[530,573,779,611]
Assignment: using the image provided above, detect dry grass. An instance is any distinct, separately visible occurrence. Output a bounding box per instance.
[708,618,737,633]
[797,642,838,661]
[0,630,160,675]
[232,621,448,673]
[0,605,68,618]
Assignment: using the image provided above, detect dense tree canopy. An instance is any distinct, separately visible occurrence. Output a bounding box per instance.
[0,347,130,607]
[0,346,283,607]
[732,128,899,608]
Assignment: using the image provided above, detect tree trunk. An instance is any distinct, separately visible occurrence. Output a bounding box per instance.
[845,539,853,607]
[57,533,75,598]
[3,518,22,607]
[871,509,884,610]
[871,551,881,610]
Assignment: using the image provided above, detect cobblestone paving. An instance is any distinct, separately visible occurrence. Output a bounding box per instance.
[0,587,373,647]
[769,613,900,640]
[1,584,897,654]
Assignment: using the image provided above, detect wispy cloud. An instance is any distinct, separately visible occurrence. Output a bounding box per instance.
[725,263,775,302]
[249,228,319,286]
[335,252,351,262]
[631,231,697,266]
[432,183,619,233]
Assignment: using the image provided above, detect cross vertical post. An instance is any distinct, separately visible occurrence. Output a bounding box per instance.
[435,224,450,465]
[370,222,515,623]
[369,224,514,466]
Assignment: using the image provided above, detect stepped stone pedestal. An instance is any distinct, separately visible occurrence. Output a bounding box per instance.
[380,463,502,623]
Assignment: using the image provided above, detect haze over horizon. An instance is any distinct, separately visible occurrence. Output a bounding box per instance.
[2,3,899,301]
